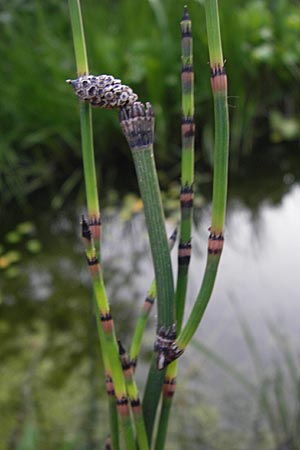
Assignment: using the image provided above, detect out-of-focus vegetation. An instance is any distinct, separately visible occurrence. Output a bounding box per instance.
[0,0,299,206]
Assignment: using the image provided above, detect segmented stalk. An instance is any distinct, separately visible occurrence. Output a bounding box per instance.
[68,2,136,447]
[176,4,195,334]
[118,342,150,450]
[155,9,195,448]
[175,0,229,354]
[81,218,136,450]
[156,0,229,367]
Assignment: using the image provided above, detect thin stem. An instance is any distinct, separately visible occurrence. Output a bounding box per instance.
[130,229,177,367]
[175,4,195,333]
[159,0,229,365]
[81,219,136,450]
[119,342,150,450]
[68,0,88,75]
[154,8,195,448]
[68,2,135,447]
[119,103,175,332]
[120,104,175,444]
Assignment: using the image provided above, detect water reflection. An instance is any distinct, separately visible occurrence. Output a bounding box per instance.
[1,177,300,449]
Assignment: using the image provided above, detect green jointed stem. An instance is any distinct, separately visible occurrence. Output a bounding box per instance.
[155,9,195,448]
[69,2,136,447]
[119,342,149,450]
[170,0,229,358]
[175,5,195,332]
[93,301,120,450]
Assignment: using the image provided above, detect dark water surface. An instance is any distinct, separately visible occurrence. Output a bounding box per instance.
[1,149,300,450]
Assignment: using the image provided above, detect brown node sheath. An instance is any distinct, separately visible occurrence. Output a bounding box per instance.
[88,215,102,241]
[100,312,114,333]
[143,295,155,313]
[181,66,194,92]
[87,256,100,277]
[130,398,141,413]
[105,374,115,396]
[181,118,195,149]
[178,241,192,266]
[118,341,133,379]
[105,435,112,450]
[180,185,194,209]
[163,377,176,398]
[210,65,227,92]
[208,230,224,255]
[116,396,129,416]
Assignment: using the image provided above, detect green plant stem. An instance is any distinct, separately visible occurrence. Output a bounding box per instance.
[80,103,100,219]
[155,8,195,448]
[204,0,223,67]
[142,357,166,442]
[119,342,149,450]
[94,301,120,450]
[69,2,135,447]
[175,5,195,333]
[172,0,229,355]
[131,146,174,330]
[120,104,175,445]
[130,229,177,366]
[68,0,88,75]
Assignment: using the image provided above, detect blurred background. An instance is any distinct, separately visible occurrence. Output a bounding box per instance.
[0,0,300,449]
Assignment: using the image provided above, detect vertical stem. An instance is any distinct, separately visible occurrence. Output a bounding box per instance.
[163,0,229,363]
[68,2,135,448]
[175,4,195,332]
[155,8,194,448]
[120,104,175,444]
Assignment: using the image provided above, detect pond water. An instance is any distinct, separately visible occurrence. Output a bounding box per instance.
[1,148,300,450]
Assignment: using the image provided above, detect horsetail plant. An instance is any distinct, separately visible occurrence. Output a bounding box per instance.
[68,1,137,448]
[67,1,230,448]
[119,103,176,441]
[154,8,195,448]
[160,0,229,367]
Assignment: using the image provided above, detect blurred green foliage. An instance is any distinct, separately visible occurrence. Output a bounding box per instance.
[0,0,299,206]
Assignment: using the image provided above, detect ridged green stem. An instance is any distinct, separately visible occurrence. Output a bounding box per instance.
[174,0,229,353]
[131,147,175,330]
[132,146,174,444]
[130,229,177,365]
